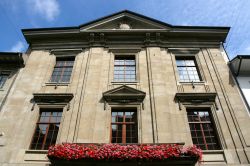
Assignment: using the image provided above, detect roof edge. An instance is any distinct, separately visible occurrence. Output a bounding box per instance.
[230,55,250,63]
[22,26,78,32]
[0,52,22,55]
[21,10,230,33]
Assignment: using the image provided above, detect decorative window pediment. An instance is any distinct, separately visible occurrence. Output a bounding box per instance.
[174,93,217,110]
[175,93,217,103]
[33,93,74,104]
[103,85,146,103]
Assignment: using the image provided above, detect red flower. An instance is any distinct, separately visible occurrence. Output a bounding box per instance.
[47,143,202,162]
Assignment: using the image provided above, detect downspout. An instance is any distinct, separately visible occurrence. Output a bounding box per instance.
[236,56,242,76]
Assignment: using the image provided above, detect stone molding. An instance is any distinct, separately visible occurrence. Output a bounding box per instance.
[33,93,74,104]
[103,85,146,104]
[175,92,217,103]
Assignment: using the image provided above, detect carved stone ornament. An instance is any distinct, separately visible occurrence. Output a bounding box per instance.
[119,23,131,29]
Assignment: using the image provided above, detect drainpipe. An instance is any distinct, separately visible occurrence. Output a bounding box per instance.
[236,56,242,76]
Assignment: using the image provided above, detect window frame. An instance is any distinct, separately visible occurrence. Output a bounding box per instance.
[110,108,138,144]
[175,56,202,82]
[113,55,136,82]
[186,108,221,150]
[29,108,63,150]
[50,56,75,83]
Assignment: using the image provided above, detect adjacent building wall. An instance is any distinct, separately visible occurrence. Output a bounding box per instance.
[237,76,250,111]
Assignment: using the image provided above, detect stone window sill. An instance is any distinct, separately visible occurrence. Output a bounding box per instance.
[45,82,70,86]
[201,150,225,162]
[25,149,48,154]
[202,149,224,153]
[179,81,206,85]
[111,81,138,85]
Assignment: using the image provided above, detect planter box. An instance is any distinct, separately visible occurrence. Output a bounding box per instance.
[49,156,198,166]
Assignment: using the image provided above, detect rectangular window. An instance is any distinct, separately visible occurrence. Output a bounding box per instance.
[111,108,138,143]
[187,108,220,150]
[176,57,201,82]
[0,74,8,88]
[30,109,62,150]
[114,56,136,82]
[50,57,75,83]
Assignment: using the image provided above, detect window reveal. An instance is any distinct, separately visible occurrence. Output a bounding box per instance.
[30,109,62,150]
[111,109,138,143]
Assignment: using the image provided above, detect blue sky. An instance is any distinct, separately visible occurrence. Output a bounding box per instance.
[0,0,250,59]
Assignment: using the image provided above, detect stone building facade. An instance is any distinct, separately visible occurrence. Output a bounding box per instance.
[0,10,250,165]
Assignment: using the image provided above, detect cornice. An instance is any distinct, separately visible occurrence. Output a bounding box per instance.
[29,40,222,50]
[33,93,74,104]
[22,11,229,45]
[175,92,217,103]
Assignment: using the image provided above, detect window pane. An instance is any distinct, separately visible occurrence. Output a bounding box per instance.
[56,61,63,67]
[176,60,185,66]
[185,60,195,66]
[111,124,122,143]
[117,116,123,122]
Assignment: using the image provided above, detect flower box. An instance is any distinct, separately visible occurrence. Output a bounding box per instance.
[48,143,202,166]
[49,156,199,166]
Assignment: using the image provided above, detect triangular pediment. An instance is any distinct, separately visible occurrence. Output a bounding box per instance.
[80,10,171,31]
[103,85,146,103]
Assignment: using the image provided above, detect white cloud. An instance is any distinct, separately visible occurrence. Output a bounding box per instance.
[244,46,250,52]
[27,0,60,21]
[10,41,25,52]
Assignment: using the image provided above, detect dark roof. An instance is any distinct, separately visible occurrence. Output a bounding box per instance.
[0,52,22,55]
[230,55,250,62]
[0,52,24,66]
[230,55,250,76]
